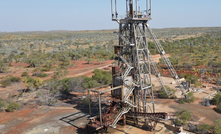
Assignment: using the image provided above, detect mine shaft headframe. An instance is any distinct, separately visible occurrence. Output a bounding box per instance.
[111,0,152,21]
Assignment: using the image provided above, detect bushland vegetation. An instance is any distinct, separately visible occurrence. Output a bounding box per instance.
[0,28,221,115]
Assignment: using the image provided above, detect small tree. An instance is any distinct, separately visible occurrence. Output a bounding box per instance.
[197,123,212,134]
[194,82,201,88]
[92,69,112,85]
[6,102,21,112]
[212,92,221,105]
[24,77,35,90]
[214,119,221,134]
[186,92,195,103]
[24,77,42,90]
[0,60,8,73]
[174,110,192,126]
[86,58,93,64]
[45,60,53,68]
[21,72,29,77]
[0,98,6,112]
[159,91,169,98]
[215,104,221,113]
[34,77,43,89]
[186,75,198,84]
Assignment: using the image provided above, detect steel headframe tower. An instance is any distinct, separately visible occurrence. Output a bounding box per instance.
[86,1,188,132]
[111,0,155,128]
[110,0,187,128]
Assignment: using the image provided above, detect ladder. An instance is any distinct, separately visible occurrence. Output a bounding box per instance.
[149,53,169,95]
[146,24,187,97]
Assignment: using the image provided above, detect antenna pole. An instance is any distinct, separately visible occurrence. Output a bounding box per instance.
[115,0,117,18]
[111,0,114,19]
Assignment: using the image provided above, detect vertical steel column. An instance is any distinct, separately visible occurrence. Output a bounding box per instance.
[126,0,128,17]
[98,92,103,126]
[111,0,114,19]
[129,0,133,18]
[146,0,148,17]
[143,24,147,113]
[132,0,134,18]
[115,0,117,18]
[145,24,155,112]
[149,0,151,17]
[88,90,91,117]
[135,0,138,18]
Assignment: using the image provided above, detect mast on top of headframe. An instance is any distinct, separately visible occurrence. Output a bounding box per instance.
[111,0,152,22]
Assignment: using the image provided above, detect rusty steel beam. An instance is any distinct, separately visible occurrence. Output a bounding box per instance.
[127,112,168,120]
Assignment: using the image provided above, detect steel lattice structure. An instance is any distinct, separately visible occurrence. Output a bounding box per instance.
[86,0,187,133]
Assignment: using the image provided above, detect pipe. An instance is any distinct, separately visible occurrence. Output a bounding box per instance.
[111,0,114,18]
[132,0,134,18]
[146,0,148,16]
[115,0,117,18]
[136,0,138,18]
[150,0,151,17]
[98,92,103,127]
[88,89,91,117]
[126,0,128,17]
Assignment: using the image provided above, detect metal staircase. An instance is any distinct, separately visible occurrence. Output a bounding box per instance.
[110,107,131,128]
[110,54,137,128]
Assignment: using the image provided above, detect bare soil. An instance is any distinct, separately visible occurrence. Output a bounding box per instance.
[0,55,221,134]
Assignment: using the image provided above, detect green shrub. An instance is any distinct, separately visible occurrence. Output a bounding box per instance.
[212,92,221,105]
[24,76,35,84]
[197,123,212,134]
[24,77,43,90]
[180,73,187,78]
[0,98,6,112]
[174,119,183,126]
[60,76,100,94]
[159,91,169,98]
[174,110,192,125]
[171,95,177,99]
[21,72,29,77]
[159,86,176,99]
[6,103,21,112]
[153,89,157,93]
[214,119,221,134]
[82,78,100,89]
[186,92,195,103]
[81,97,90,108]
[0,76,21,87]
[32,72,48,77]
[179,110,192,121]
[186,75,198,84]
[178,98,185,104]
[194,82,201,87]
[0,80,11,88]
[40,68,51,72]
[92,69,112,85]
[33,68,39,72]
[178,92,195,104]
[179,73,198,84]
[215,104,221,113]
[9,76,21,82]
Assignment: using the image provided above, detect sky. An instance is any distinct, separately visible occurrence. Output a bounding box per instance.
[0,0,221,32]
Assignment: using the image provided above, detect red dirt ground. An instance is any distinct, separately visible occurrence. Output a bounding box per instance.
[0,60,113,81]
[1,55,221,134]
